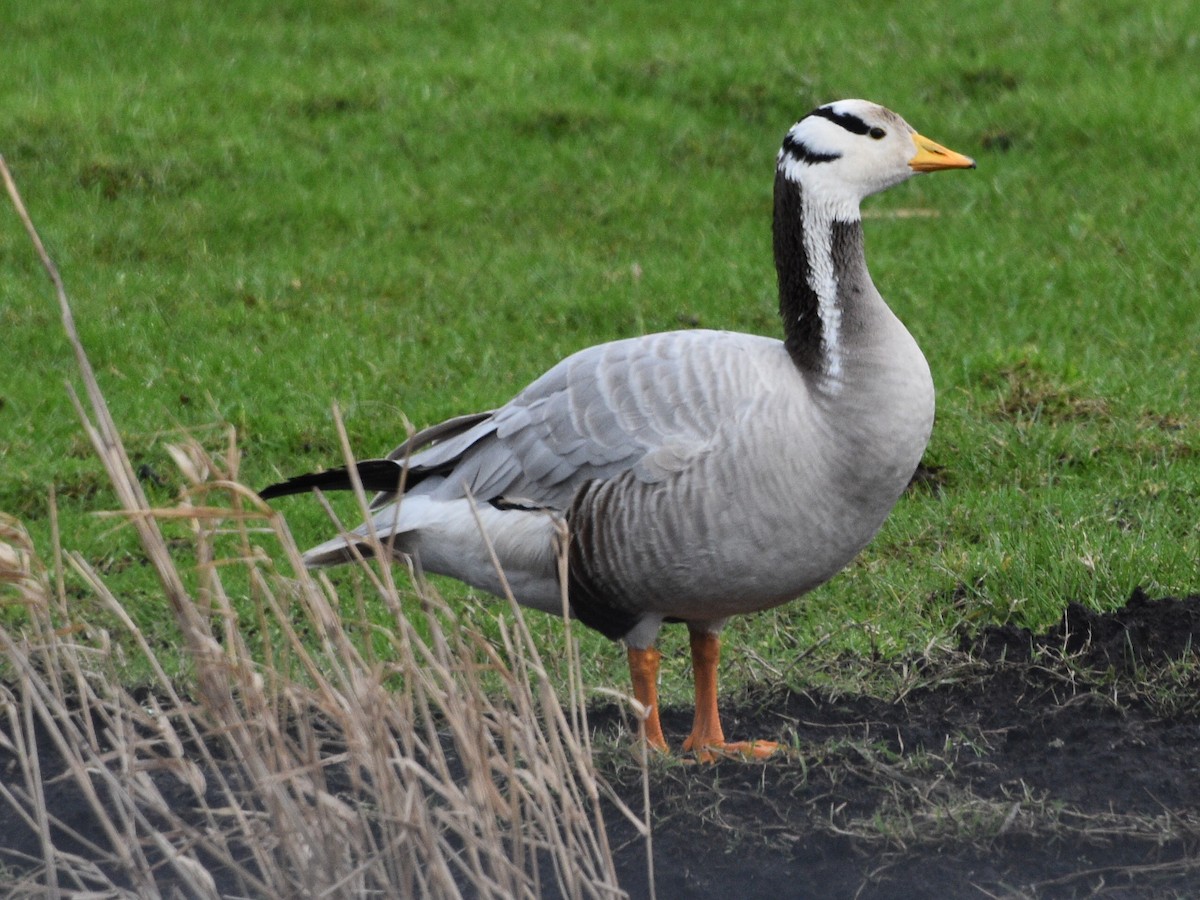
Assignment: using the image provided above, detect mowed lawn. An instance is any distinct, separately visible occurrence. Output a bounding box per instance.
[3,0,1199,699]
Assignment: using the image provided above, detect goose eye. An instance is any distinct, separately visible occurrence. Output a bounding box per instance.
[869,127,886,140]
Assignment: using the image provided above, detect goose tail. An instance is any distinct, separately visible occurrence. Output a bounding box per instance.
[259,458,405,500]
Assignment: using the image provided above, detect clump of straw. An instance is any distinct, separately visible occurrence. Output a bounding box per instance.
[0,156,651,899]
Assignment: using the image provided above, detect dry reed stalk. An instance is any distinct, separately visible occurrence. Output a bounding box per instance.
[0,155,651,898]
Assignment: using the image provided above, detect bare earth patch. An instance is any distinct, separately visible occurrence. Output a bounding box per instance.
[4,590,1198,898]
[592,589,1200,899]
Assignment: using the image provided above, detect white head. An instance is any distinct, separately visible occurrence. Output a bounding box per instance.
[777,99,975,217]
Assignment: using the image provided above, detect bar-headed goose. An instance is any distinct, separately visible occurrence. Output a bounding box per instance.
[262,99,974,758]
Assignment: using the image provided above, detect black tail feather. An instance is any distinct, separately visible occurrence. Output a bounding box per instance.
[259,459,406,500]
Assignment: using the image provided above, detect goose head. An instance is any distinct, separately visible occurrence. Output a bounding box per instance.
[777,99,975,216]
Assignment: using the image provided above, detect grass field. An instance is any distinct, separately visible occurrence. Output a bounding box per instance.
[3,0,1199,707]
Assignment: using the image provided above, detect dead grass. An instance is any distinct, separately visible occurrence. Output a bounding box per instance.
[0,157,649,898]
[979,359,1113,425]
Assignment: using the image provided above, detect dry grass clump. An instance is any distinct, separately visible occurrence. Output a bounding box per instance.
[0,474,638,898]
[0,158,646,898]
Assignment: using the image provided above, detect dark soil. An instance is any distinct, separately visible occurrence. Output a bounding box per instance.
[592,588,1200,898]
[3,589,1199,898]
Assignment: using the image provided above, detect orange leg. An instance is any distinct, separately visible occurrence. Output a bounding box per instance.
[627,646,668,752]
[683,630,780,761]
[682,630,725,753]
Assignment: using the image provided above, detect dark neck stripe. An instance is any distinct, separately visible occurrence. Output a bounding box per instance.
[773,173,823,371]
[780,132,840,166]
[773,172,867,375]
[809,105,870,135]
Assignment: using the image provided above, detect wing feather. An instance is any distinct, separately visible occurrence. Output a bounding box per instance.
[399,331,780,509]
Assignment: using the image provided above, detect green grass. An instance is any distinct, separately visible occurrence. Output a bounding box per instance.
[3,0,1200,703]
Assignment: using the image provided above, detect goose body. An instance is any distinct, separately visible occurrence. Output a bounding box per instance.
[263,99,974,755]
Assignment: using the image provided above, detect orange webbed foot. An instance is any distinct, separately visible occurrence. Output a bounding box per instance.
[683,737,782,763]
[711,739,782,761]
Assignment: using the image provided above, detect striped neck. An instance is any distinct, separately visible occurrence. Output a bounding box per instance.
[772,170,869,383]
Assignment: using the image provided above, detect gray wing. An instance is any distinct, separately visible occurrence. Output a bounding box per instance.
[398,330,779,510]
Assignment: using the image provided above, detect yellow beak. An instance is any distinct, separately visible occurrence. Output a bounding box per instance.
[909,133,976,172]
